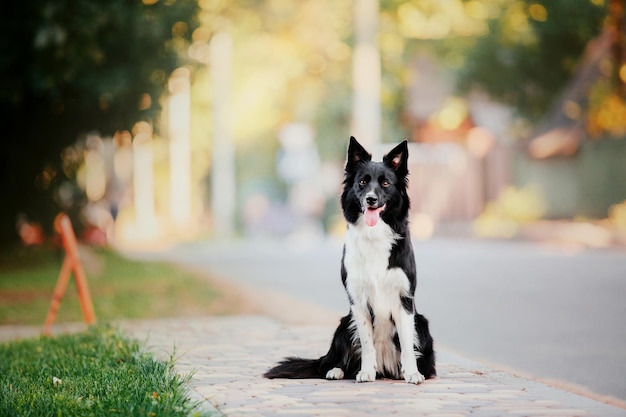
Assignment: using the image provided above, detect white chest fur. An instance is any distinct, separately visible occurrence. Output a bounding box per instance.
[343,217,409,311]
[343,218,415,378]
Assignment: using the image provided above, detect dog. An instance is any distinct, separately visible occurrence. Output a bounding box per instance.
[264,137,436,383]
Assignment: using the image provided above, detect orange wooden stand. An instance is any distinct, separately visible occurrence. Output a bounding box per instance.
[43,213,97,335]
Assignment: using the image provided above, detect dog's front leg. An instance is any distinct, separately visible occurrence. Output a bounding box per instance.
[351,305,377,382]
[396,309,425,384]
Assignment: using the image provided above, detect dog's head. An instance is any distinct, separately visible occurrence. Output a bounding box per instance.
[341,137,410,227]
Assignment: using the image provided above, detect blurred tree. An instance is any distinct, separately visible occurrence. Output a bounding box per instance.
[451,0,607,123]
[586,0,626,138]
[378,0,616,135]
[0,0,197,246]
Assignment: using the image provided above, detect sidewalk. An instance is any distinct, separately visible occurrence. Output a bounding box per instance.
[116,315,625,417]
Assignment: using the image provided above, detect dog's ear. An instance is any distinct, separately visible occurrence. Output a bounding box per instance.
[345,136,371,171]
[383,140,409,177]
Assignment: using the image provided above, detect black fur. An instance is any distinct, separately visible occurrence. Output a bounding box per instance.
[264,137,436,381]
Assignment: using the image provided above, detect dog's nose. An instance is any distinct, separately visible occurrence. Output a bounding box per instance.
[366,195,378,206]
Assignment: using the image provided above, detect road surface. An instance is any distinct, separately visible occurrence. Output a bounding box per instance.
[128,237,626,402]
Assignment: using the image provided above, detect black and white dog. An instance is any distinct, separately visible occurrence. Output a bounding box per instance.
[264,137,436,384]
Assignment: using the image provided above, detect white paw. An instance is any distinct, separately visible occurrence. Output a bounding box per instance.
[404,372,425,385]
[356,369,376,383]
[325,367,344,380]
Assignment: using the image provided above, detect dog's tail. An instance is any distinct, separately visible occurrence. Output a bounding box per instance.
[264,357,323,379]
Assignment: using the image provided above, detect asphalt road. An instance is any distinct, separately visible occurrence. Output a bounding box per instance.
[131,237,626,401]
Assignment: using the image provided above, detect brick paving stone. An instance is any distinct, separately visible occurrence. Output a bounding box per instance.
[173,316,625,416]
[130,315,623,416]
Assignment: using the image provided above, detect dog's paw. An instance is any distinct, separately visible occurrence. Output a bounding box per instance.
[325,367,344,380]
[356,369,376,383]
[404,372,425,385]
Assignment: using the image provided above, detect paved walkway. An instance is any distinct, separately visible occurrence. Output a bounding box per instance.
[118,315,624,417]
[2,316,625,416]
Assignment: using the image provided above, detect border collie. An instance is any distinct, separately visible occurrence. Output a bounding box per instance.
[264,137,436,383]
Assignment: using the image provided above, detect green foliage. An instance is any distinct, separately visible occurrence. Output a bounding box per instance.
[0,0,198,246]
[451,0,607,122]
[377,0,609,123]
[0,324,213,416]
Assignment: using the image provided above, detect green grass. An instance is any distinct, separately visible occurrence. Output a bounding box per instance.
[0,324,215,417]
[0,245,238,325]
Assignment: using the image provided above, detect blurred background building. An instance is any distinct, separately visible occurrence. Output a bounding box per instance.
[3,0,626,248]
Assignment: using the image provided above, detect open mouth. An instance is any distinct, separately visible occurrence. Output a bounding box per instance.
[362,204,386,227]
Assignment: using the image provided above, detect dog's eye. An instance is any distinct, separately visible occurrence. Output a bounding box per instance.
[381,180,390,188]
[358,179,367,186]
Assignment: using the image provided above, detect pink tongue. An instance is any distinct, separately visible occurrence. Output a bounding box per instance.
[364,206,385,227]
